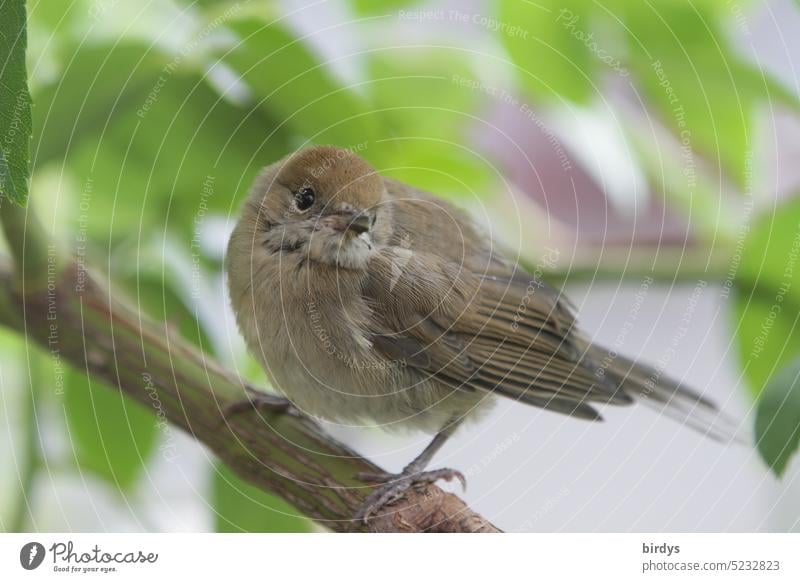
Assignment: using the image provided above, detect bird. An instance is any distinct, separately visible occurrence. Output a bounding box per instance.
[225,145,741,522]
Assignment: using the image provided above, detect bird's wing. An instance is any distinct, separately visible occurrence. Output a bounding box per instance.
[364,248,631,421]
[375,181,740,439]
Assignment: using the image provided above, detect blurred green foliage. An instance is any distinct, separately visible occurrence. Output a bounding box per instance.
[63,368,158,489]
[500,0,597,103]
[621,0,768,187]
[734,197,800,471]
[350,0,422,17]
[2,0,800,532]
[220,15,383,149]
[213,462,312,532]
[756,358,800,476]
[735,197,800,399]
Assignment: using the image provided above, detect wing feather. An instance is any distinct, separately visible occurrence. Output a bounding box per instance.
[364,248,627,420]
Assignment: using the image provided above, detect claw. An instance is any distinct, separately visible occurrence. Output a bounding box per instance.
[418,467,466,491]
[353,467,467,523]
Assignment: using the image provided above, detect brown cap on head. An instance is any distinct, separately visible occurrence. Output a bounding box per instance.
[277,145,384,211]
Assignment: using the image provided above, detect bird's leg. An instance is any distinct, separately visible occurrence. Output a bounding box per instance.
[354,417,466,523]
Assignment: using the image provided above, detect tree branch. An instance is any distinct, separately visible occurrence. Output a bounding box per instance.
[0,259,500,533]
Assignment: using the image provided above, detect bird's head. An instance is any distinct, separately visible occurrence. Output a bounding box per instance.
[236,145,391,270]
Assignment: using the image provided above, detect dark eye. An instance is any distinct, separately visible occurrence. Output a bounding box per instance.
[294,187,315,212]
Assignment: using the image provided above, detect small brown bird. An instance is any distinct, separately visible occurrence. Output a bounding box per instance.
[226,145,739,521]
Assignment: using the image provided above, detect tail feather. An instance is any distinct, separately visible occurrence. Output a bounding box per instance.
[589,346,747,444]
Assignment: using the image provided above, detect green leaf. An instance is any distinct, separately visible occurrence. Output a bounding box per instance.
[220,15,383,148]
[31,43,170,167]
[366,51,477,136]
[734,196,800,397]
[756,358,800,476]
[0,0,33,204]
[212,462,312,532]
[63,367,158,489]
[28,0,88,37]
[364,50,493,193]
[733,292,800,399]
[349,0,422,16]
[622,1,768,186]
[499,0,596,103]
[379,140,495,196]
[38,41,291,244]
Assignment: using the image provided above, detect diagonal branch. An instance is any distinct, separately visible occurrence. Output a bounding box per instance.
[0,259,500,533]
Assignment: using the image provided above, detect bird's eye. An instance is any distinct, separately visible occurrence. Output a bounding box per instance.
[294,187,315,212]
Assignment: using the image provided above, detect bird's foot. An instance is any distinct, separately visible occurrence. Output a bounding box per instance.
[354,467,466,523]
[222,391,292,420]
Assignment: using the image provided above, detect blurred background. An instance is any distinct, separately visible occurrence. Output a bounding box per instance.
[2,0,800,532]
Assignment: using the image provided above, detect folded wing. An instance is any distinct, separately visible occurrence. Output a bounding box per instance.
[364,248,631,421]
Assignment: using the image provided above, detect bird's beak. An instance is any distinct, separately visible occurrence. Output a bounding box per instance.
[346,212,371,235]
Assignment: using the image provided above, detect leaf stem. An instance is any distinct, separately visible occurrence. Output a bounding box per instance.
[539,246,734,285]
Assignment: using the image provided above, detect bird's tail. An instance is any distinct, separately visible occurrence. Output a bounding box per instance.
[587,345,748,444]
